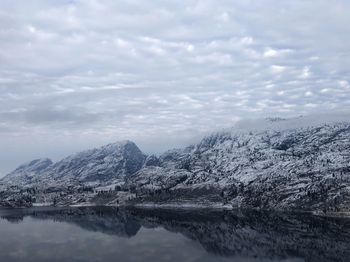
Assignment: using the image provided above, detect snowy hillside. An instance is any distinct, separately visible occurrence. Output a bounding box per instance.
[127,119,350,211]
[1,141,146,188]
[1,117,350,212]
[1,158,53,187]
[40,140,146,187]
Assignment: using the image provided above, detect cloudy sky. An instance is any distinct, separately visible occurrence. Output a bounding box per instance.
[0,0,350,175]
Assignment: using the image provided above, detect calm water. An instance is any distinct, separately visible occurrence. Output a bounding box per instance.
[0,207,349,262]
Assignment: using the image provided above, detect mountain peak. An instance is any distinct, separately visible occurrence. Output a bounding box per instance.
[1,140,147,188]
[101,140,140,152]
[36,140,146,186]
[104,140,135,147]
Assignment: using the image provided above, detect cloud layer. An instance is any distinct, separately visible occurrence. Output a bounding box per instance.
[0,0,350,174]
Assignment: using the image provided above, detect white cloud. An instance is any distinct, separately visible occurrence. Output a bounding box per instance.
[186,44,194,52]
[263,48,293,58]
[27,25,37,33]
[0,0,350,173]
[309,56,320,61]
[305,91,313,97]
[271,65,286,74]
[191,53,233,65]
[217,12,230,23]
[305,103,318,108]
[300,66,311,79]
[339,80,349,88]
[240,37,254,46]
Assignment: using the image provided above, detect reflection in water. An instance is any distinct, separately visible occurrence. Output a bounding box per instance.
[1,207,350,262]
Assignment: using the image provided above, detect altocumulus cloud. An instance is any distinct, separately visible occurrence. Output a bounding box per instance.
[0,0,350,174]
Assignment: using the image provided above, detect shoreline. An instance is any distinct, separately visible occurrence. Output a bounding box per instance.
[2,202,350,219]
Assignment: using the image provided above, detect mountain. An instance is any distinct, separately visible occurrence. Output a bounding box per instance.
[1,158,53,187]
[40,140,146,187]
[126,120,350,212]
[1,117,350,213]
[1,140,146,188]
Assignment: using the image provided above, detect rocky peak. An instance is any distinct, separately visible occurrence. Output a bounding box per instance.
[1,140,147,188]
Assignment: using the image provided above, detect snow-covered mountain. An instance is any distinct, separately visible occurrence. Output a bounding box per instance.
[1,117,350,212]
[126,119,350,211]
[1,140,146,188]
[41,140,146,187]
[1,158,53,187]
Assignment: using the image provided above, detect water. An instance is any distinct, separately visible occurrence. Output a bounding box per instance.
[0,207,349,262]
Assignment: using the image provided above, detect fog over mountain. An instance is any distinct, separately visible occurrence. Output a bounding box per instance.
[1,0,350,175]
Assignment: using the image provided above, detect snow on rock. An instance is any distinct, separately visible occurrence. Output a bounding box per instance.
[127,120,350,212]
[1,158,53,187]
[39,140,146,187]
[0,140,146,189]
[1,117,350,212]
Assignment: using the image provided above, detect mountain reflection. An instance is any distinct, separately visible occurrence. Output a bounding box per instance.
[1,207,350,262]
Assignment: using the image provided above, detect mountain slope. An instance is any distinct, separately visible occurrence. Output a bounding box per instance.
[127,121,350,211]
[40,140,146,187]
[1,140,146,188]
[1,158,53,187]
[1,118,350,212]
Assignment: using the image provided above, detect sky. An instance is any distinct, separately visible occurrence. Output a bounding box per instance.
[0,0,350,175]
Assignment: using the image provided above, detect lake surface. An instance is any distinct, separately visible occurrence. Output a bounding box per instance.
[0,207,349,262]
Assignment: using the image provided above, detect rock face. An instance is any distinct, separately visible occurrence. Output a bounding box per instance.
[1,118,350,212]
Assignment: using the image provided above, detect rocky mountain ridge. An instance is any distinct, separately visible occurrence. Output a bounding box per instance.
[1,117,350,212]
[1,140,146,189]
[125,121,350,212]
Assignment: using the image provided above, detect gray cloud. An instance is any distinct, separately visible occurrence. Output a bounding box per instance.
[0,0,350,175]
